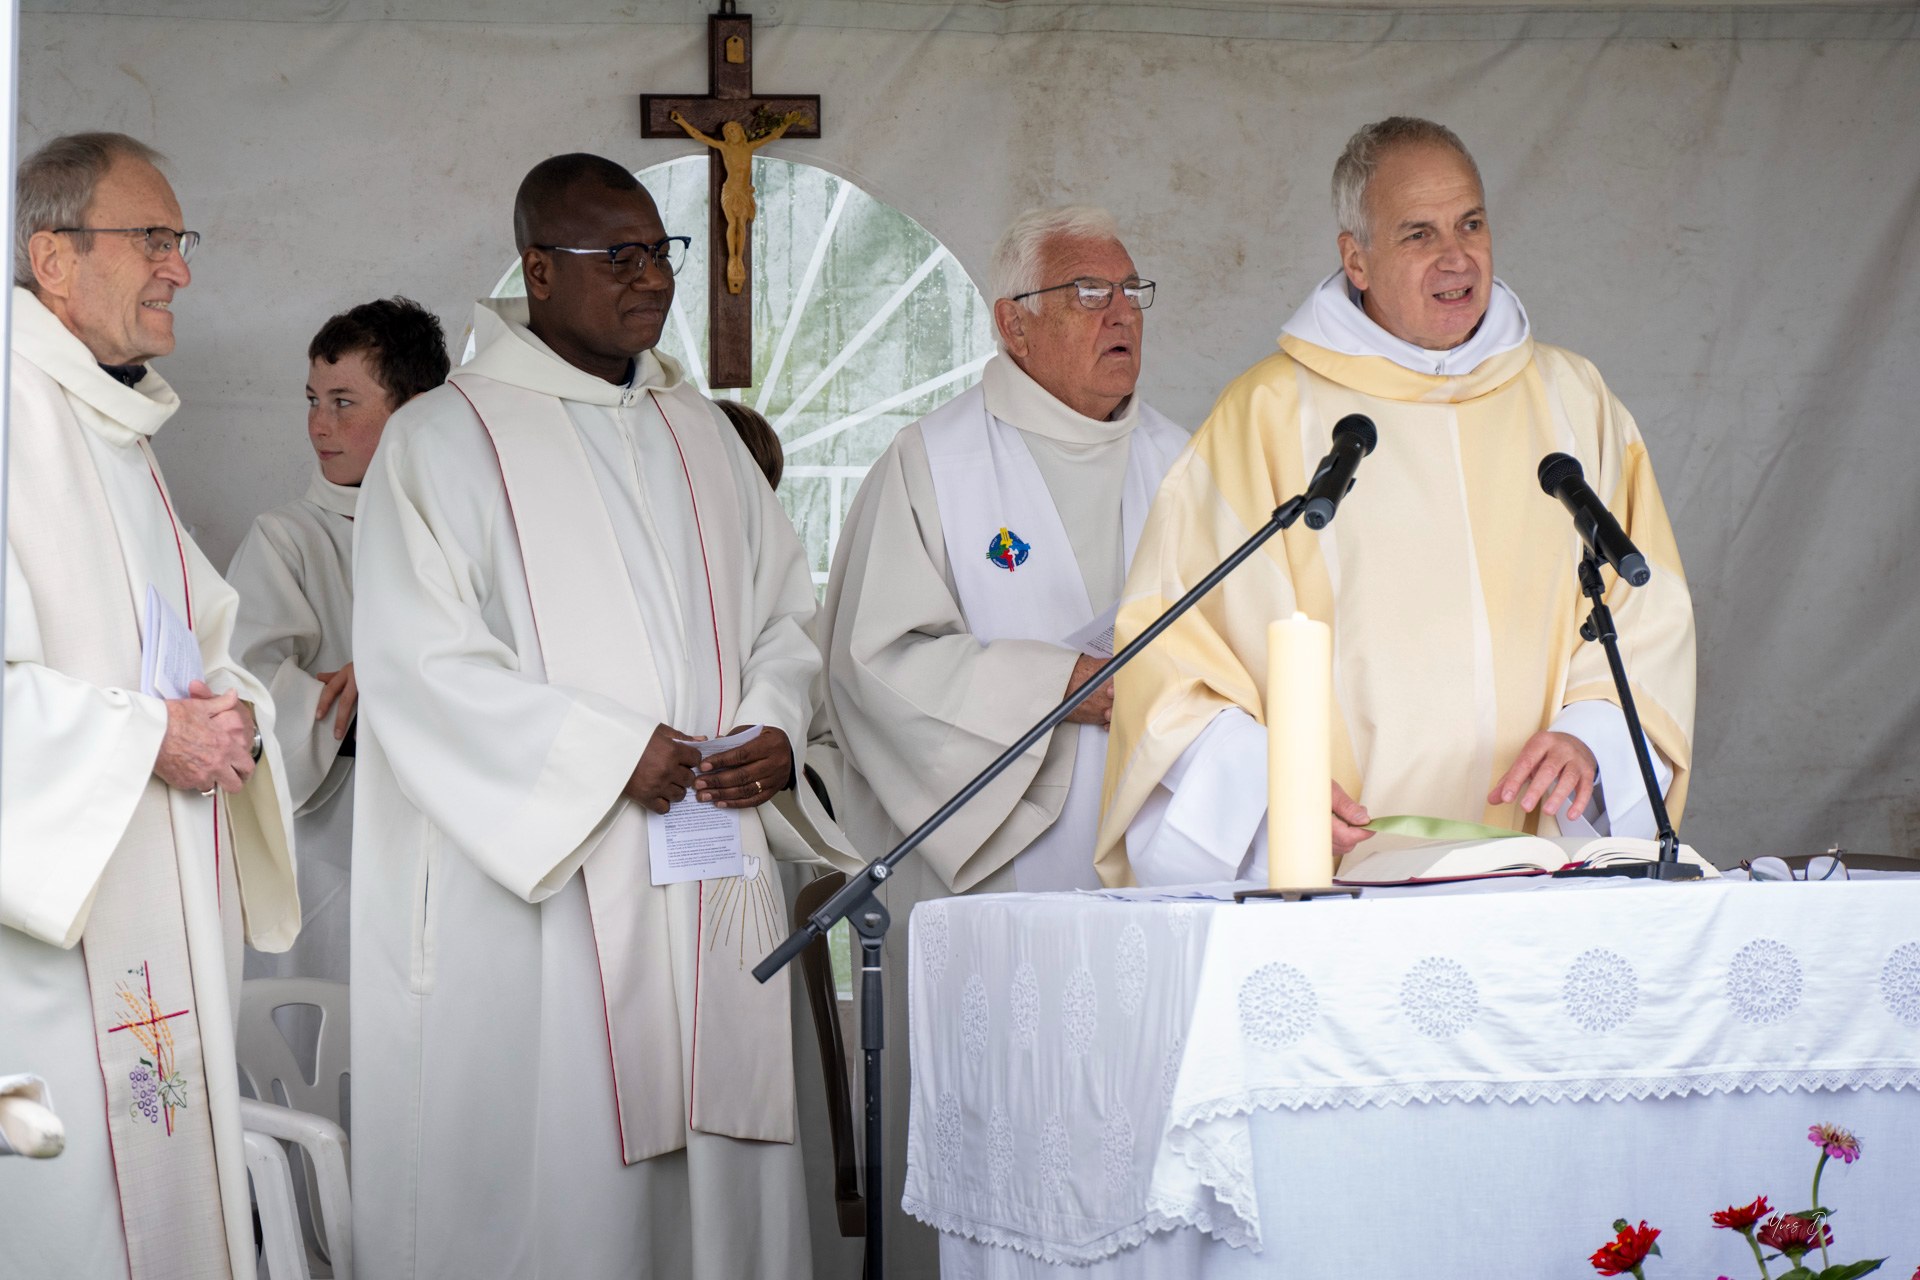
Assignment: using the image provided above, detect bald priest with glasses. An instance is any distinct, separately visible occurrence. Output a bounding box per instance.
[347,153,855,1280]
[818,204,1187,1271]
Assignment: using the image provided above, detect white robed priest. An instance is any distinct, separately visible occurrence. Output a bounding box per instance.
[226,297,449,983]
[819,205,1185,1273]
[1,132,298,1278]
[1100,117,1697,886]
[349,153,853,1280]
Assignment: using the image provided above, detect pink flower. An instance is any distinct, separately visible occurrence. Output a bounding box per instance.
[1710,1195,1772,1231]
[1808,1122,1862,1164]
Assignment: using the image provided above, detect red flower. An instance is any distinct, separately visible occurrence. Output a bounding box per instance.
[1711,1196,1773,1231]
[1590,1221,1661,1276]
[1756,1214,1833,1257]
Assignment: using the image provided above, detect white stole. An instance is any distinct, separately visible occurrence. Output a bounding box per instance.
[7,359,232,1279]
[448,371,792,1163]
[921,383,1185,888]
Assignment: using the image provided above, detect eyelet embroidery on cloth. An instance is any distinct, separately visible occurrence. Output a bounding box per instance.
[936,1091,964,1181]
[1562,947,1640,1032]
[922,902,951,983]
[1879,942,1920,1027]
[1726,938,1803,1026]
[1165,903,1196,938]
[961,975,990,1066]
[1116,923,1149,1017]
[1400,956,1481,1039]
[1010,962,1040,1050]
[987,1106,1016,1197]
[1101,1109,1135,1198]
[1237,961,1319,1049]
[1041,1113,1072,1200]
[1063,968,1098,1056]
[1161,1034,1185,1106]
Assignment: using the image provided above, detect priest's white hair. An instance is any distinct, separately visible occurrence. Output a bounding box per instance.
[1332,117,1481,247]
[14,132,167,290]
[989,204,1124,333]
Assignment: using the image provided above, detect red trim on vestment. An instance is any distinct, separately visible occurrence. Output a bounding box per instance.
[450,379,635,1162]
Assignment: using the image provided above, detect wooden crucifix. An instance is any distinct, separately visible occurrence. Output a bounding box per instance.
[641,3,821,388]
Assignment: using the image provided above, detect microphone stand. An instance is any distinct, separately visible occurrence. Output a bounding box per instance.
[754,494,1308,1280]
[1552,552,1700,881]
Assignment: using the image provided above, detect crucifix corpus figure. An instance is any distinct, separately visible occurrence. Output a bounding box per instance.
[670,106,810,295]
[641,5,821,387]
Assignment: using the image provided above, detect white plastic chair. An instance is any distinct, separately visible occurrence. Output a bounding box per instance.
[236,979,352,1280]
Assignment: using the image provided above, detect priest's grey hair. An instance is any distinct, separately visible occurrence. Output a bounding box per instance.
[1332,117,1481,247]
[989,205,1124,342]
[14,132,168,290]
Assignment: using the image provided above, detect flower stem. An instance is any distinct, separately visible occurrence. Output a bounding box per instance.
[1811,1151,1831,1270]
[1742,1227,1772,1280]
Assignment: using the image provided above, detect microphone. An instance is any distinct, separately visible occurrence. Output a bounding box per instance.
[1301,414,1378,530]
[1536,453,1651,587]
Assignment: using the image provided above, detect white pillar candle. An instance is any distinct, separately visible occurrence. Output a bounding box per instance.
[1267,612,1333,889]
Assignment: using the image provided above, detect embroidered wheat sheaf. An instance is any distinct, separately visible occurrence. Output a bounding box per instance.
[961,975,990,1066]
[1010,962,1040,1049]
[1880,942,1920,1027]
[1726,938,1803,1026]
[1562,947,1640,1032]
[1101,1109,1135,1198]
[1237,962,1319,1049]
[935,1091,963,1180]
[987,1106,1016,1196]
[1400,956,1480,1039]
[1115,923,1149,1016]
[1040,1114,1072,1199]
[921,903,951,983]
[1063,968,1098,1056]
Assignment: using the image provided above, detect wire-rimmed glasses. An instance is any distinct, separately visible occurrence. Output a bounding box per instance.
[533,236,692,281]
[51,225,201,264]
[1010,276,1156,311]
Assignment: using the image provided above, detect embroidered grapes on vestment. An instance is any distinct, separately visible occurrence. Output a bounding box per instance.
[961,975,990,1066]
[1115,923,1148,1017]
[1101,1109,1135,1198]
[1562,947,1639,1032]
[1400,956,1480,1039]
[1880,942,1920,1027]
[1063,968,1098,1056]
[1010,962,1040,1050]
[1237,961,1319,1049]
[1726,938,1803,1026]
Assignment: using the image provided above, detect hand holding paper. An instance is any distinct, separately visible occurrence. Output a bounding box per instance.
[645,726,771,886]
[154,680,256,794]
[695,724,790,809]
[626,724,706,815]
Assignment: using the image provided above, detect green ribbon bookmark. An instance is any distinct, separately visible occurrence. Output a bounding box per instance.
[1362,814,1525,841]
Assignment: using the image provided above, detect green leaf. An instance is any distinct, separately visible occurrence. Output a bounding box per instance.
[1647,1242,1662,1258]
[1612,1218,1631,1234]
[1776,1268,1819,1280]
[1812,1260,1886,1280]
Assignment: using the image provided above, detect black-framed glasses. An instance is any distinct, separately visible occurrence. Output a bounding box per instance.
[1739,854,1849,882]
[52,225,200,264]
[533,236,691,281]
[1010,276,1155,311]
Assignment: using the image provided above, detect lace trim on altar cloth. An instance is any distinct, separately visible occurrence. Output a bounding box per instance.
[906,1071,1920,1264]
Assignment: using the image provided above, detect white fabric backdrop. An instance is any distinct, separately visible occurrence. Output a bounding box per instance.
[13,2,1920,873]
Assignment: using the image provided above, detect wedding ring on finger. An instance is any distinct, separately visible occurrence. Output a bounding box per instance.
[753,779,762,794]
[199,787,217,797]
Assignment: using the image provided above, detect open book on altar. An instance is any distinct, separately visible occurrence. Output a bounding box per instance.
[1334,832,1720,885]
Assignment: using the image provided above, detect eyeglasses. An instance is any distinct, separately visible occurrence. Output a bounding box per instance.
[534,236,691,281]
[1738,854,1849,882]
[1010,276,1156,311]
[52,225,200,264]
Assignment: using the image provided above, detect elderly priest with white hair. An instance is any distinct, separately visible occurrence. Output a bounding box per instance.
[1,131,299,1278]
[819,204,1187,1271]
[1099,117,1696,887]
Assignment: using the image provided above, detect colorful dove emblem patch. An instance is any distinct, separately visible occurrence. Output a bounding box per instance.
[987,527,1031,572]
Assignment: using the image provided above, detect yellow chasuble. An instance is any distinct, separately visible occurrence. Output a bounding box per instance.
[1095,333,1696,886]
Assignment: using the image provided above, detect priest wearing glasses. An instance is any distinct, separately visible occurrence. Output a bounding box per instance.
[348,152,850,1280]
[818,204,1188,1273]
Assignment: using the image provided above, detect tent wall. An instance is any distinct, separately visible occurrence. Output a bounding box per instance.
[16,4,1920,861]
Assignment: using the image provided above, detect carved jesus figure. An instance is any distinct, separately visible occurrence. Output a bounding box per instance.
[669,109,804,294]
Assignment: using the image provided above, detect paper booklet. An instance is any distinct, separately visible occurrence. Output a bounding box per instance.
[1334,832,1719,886]
[644,725,765,886]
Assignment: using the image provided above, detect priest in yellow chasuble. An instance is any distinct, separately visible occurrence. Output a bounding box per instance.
[1098,117,1697,886]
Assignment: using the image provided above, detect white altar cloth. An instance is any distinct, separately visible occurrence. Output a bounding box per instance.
[903,878,1920,1276]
